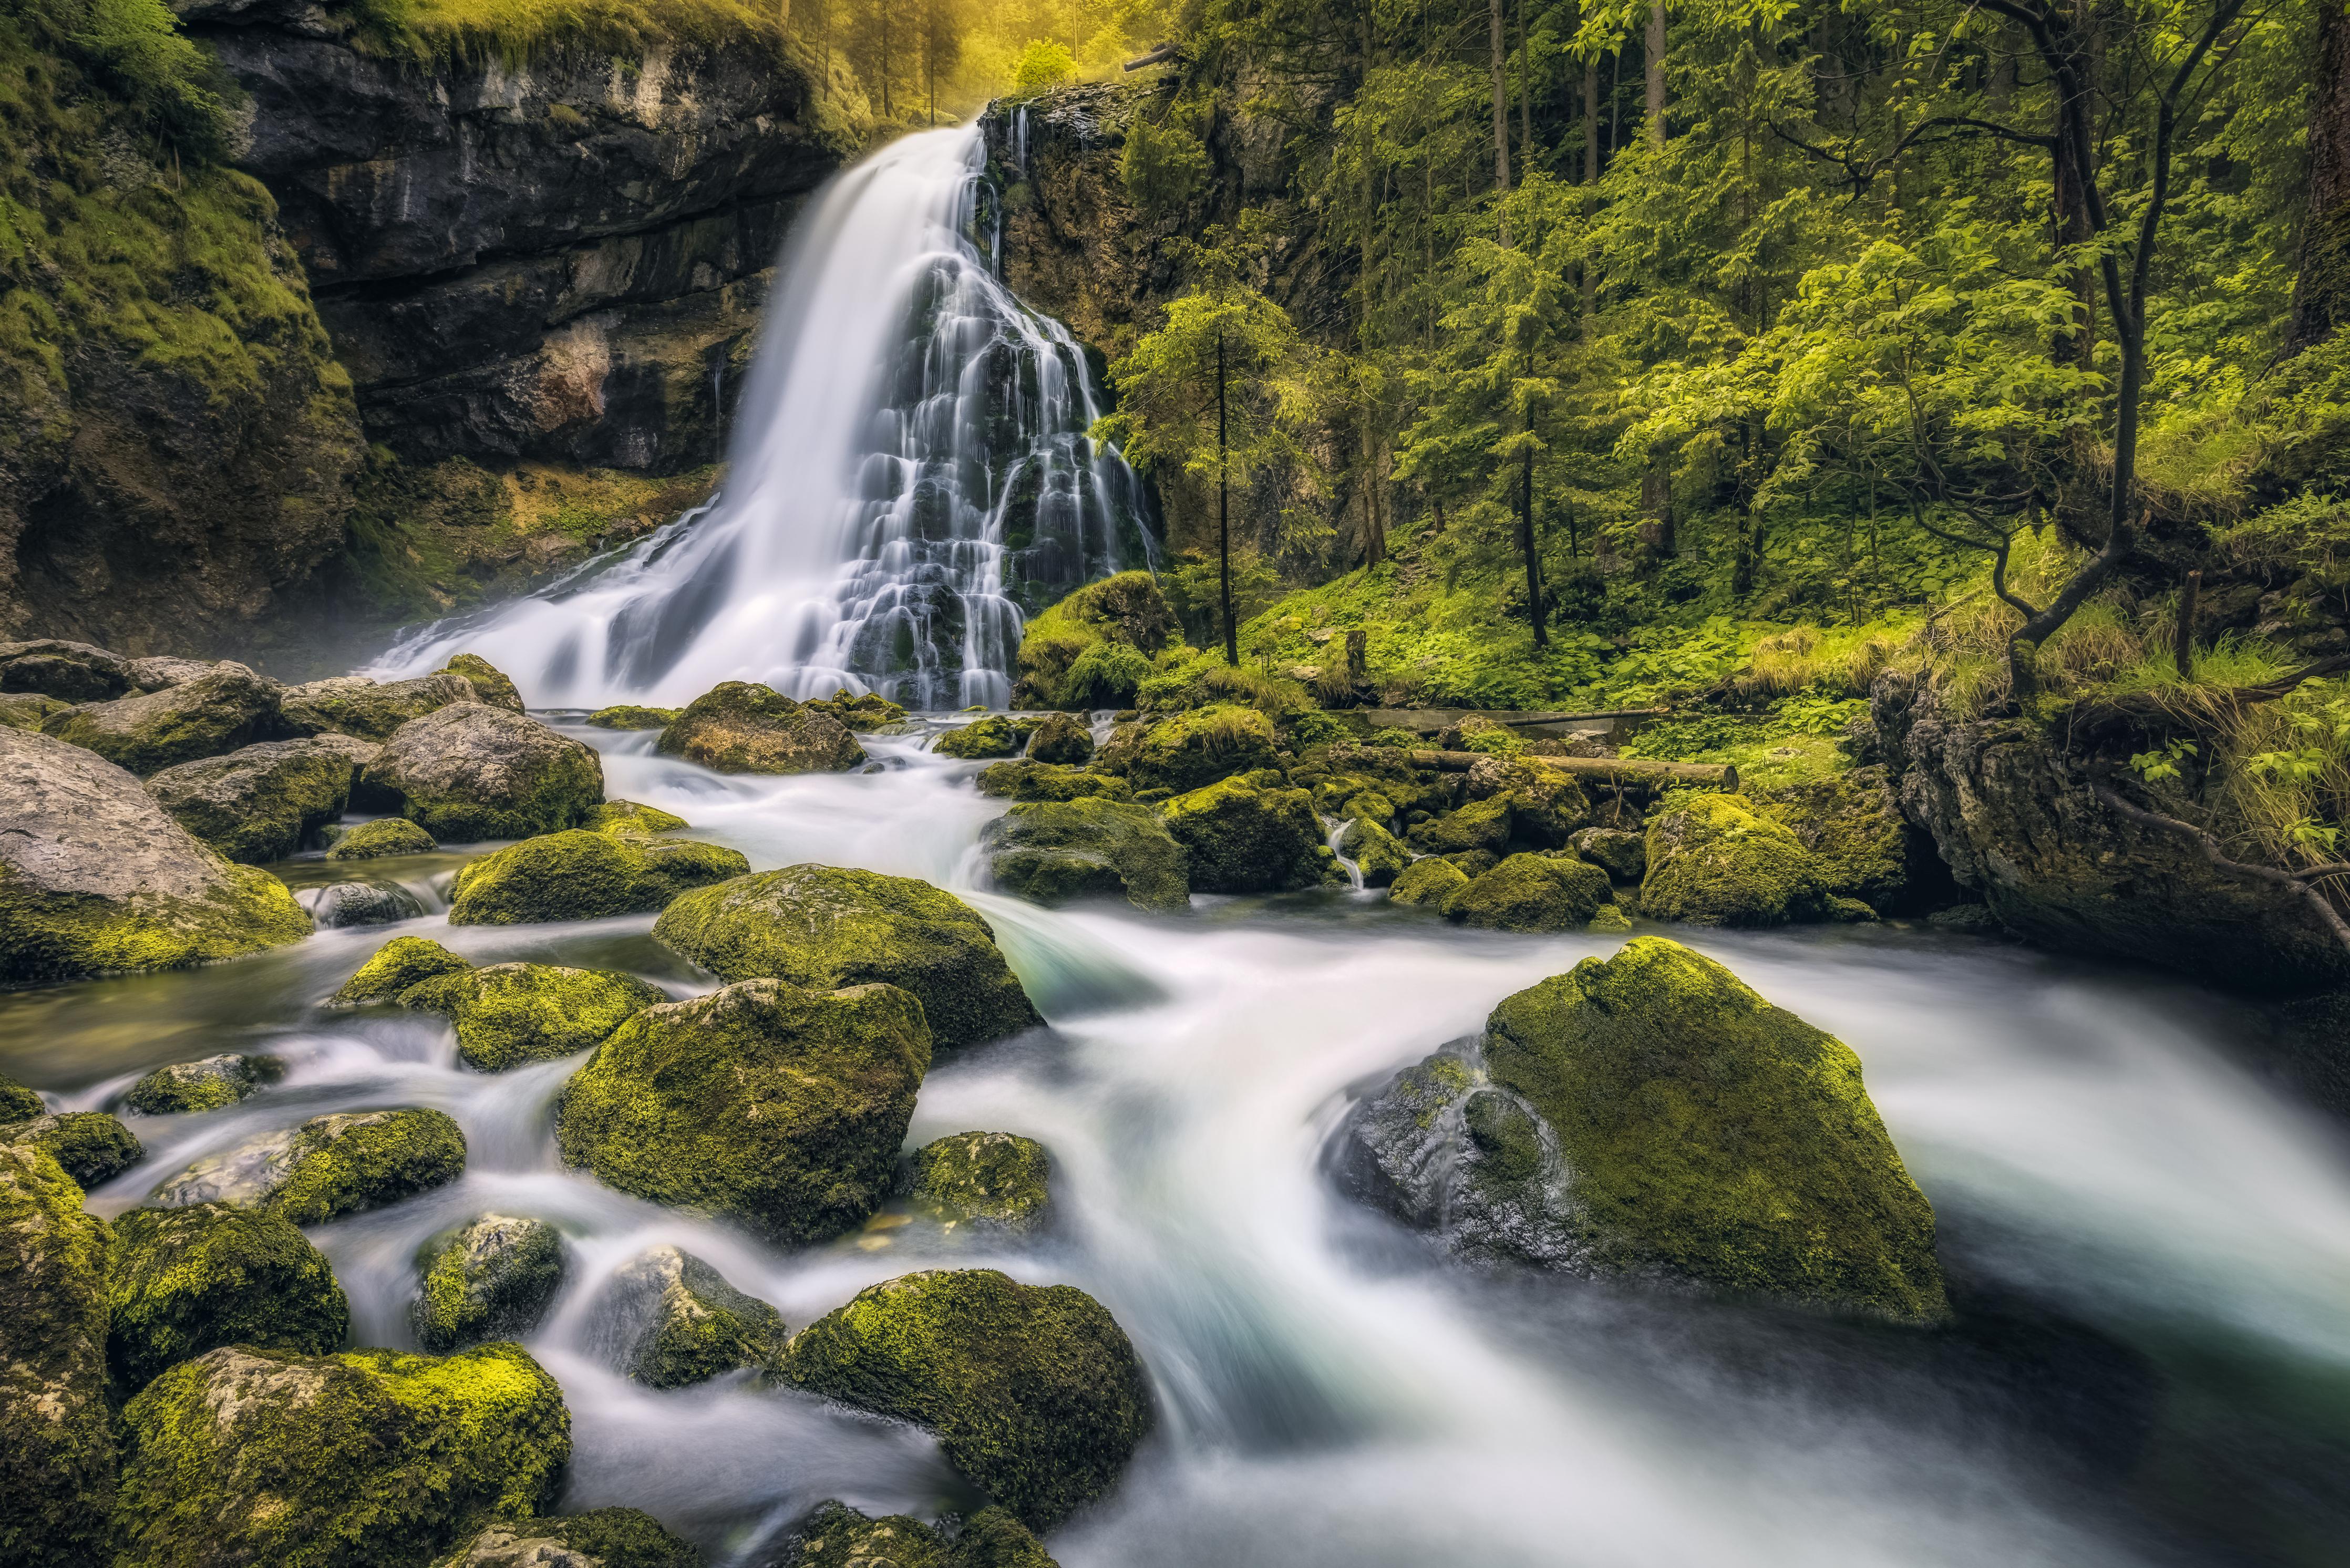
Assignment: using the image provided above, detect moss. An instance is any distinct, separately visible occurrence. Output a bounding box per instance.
[282,673,477,743]
[657,683,866,773]
[604,1245,786,1388]
[974,761,1132,801]
[654,866,1042,1049]
[406,964,668,1072]
[782,1502,1055,1568]
[438,655,524,713]
[0,692,71,731]
[1753,767,1930,912]
[933,715,1027,759]
[1483,937,1947,1320]
[7,1111,143,1187]
[586,705,683,731]
[114,1342,570,1568]
[431,1508,700,1568]
[107,1203,349,1394]
[2,848,313,986]
[1440,854,1612,933]
[1406,796,1512,857]
[1126,704,1276,793]
[905,1132,1052,1232]
[1640,793,1824,927]
[779,1268,1152,1531]
[1387,856,1470,907]
[326,818,439,860]
[1569,827,1647,882]
[146,738,373,864]
[802,691,910,733]
[1012,571,1181,709]
[1588,903,1634,933]
[333,935,473,1004]
[584,800,689,836]
[0,1068,44,1121]
[0,1142,114,1568]
[1024,711,1096,765]
[39,666,282,778]
[1158,777,1325,893]
[411,1214,564,1353]
[447,828,747,924]
[1336,817,1411,887]
[367,707,606,843]
[264,1110,468,1226]
[981,798,1190,912]
[556,979,931,1244]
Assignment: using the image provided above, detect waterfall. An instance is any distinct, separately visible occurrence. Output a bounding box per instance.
[368,126,1151,710]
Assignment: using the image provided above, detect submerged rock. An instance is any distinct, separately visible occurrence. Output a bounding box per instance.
[1024,710,1095,765]
[905,1131,1052,1232]
[303,879,425,928]
[6,1111,143,1188]
[413,1214,566,1353]
[114,1343,570,1568]
[1640,793,1822,927]
[448,828,748,924]
[586,705,683,731]
[106,1202,349,1393]
[280,671,481,742]
[335,938,666,1071]
[364,705,606,842]
[432,1508,701,1568]
[1387,855,1469,907]
[0,1143,116,1568]
[934,714,1027,759]
[440,654,525,713]
[1442,853,1611,933]
[154,1108,466,1224]
[1,727,312,986]
[655,865,1041,1049]
[147,735,380,863]
[557,979,930,1244]
[590,1244,786,1388]
[982,798,1189,912]
[1126,704,1276,793]
[1160,777,1329,893]
[780,1501,1056,1568]
[974,760,1131,801]
[41,662,285,777]
[658,683,866,773]
[779,1268,1152,1531]
[326,817,440,859]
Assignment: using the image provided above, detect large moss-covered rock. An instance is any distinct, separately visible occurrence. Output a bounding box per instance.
[974,761,1131,802]
[1406,796,1512,858]
[557,980,931,1244]
[114,1343,570,1568]
[332,934,473,1002]
[1757,766,1944,915]
[1011,571,1178,710]
[365,705,605,842]
[1641,793,1823,926]
[1,727,313,986]
[584,800,688,837]
[0,1142,115,1568]
[6,1111,143,1188]
[147,735,380,864]
[412,1214,565,1353]
[592,1244,786,1388]
[658,683,866,774]
[1160,777,1328,893]
[782,1501,1055,1568]
[934,715,1026,759]
[780,1268,1151,1531]
[448,829,748,924]
[336,938,666,1072]
[106,1203,349,1394]
[905,1132,1052,1232]
[40,662,284,777]
[432,1509,700,1568]
[1337,818,1411,887]
[0,637,132,702]
[1126,704,1276,794]
[439,655,525,713]
[154,1109,466,1225]
[981,798,1189,913]
[655,866,1041,1049]
[803,691,910,733]
[280,672,481,742]
[1387,855,1469,907]
[1024,711,1095,765]
[586,705,682,731]
[326,817,439,860]
[1442,853,1612,933]
[1569,827,1646,882]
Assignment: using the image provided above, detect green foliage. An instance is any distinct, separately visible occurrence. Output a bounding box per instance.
[1120,110,1209,214]
[1009,37,1076,92]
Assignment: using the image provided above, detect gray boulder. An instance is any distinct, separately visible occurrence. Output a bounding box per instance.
[981,798,1189,912]
[0,637,132,702]
[412,1214,566,1352]
[280,672,481,742]
[125,1055,284,1115]
[301,881,424,928]
[587,1244,785,1388]
[42,663,286,777]
[363,705,604,842]
[126,656,225,692]
[147,735,380,863]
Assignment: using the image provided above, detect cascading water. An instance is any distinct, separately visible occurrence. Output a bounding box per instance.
[369,127,1151,710]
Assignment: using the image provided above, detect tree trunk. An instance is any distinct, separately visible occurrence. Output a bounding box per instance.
[1520,442,1547,649]
[1645,0,1667,151]
[1518,0,1532,171]
[1218,332,1238,666]
[879,0,892,119]
[1581,42,1599,331]
[2291,0,2350,350]
[1489,0,1512,202]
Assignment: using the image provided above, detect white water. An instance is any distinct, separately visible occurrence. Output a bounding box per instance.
[368,127,1148,710]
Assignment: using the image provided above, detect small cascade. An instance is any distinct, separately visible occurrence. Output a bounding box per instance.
[1323,814,1367,892]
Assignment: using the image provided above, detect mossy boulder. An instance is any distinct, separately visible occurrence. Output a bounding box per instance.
[1757,767,1942,914]
[1588,903,1635,933]
[1641,793,1823,927]
[326,817,439,860]
[412,1214,565,1353]
[1569,827,1647,882]
[439,655,524,713]
[557,979,931,1244]
[592,1244,787,1388]
[365,706,605,843]
[147,735,380,863]
[1406,796,1512,858]
[1387,856,1470,907]
[0,1068,43,1120]
[1024,711,1095,765]
[981,798,1189,913]
[337,938,666,1072]
[782,1501,1055,1568]
[585,800,688,836]
[114,1343,570,1568]
[2,727,313,986]
[1159,777,1327,893]
[1482,937,1946,1318]
[447,829,748,924]
[41,662,285,777]
[974,761,1131,802]
[106,1203,349,1393]
[655,866,1042,1049]
[0,691,70,731]
[0,1142,115,1568]
[804,691,911,733]
[586,705,682,731]
[934,714,1027,759]
[153,1109,466,1225]
[281,672,481,742]
[658,683,866,773]
[332,934,473,1002]
[780,1268,1152,1530]
[1337,817,1411,887]
[6,1111,143,1188]
[1441,853,1612,933]
[1127,704,1277,794]
[432,1509,700,1568]
[905,1132,1052,1232]
[1012,571,1179,710]
[1,637,132,702]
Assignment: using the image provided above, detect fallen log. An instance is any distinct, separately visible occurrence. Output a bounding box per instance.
[1400,749,1738,790]
[1123,42,1179,70]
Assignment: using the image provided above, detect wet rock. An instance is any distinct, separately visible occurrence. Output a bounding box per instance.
[1640,793,1823,927]
[280,671,481,742]
[590,1244,786,1388]
[448,829,748,924]
[1758,766,1949,915]
[432,1508,701,1568]
[779,1267,1152,1530]
[439,654,524,713]
[0,1067,44,1120]
[586,705,683,731]
[114,1343,569,1568]
[982,798,1189,912]
[0,637,133,702]
[1024,710,1096,765]
[1588,903,1634,933]
[803,691,911,732]
[1442,853,1612,933]
[935,714,1027,759]
[147,735,380,863]
[655,865,1041,1049]
[41,662,286,777]
[106,1202,349,1393]
[364,704,605,842]
[0,1143,116,1568]
[303,879,425,927]
[6,1111,143,1188]
[1159,777,1328,893]
[1126,704,1276,793]
[413,1214,565,1353]
[1011,570,1178,710]
[124,1054,285,1115]
[154,1108,466,1224]
[1568,826,1646,882]
[658,683,866,773]
[584,800,688,836]
[332,934,475,1002]
[558,979,929,1244]
[336,937,667,1072]
[780,1501,1056,1568]
[0,690,70,731]
[1387,856,1469,907]
[905,1131,1052,1232]
[1337,817,1411,887]
[974,760,1131,801]
[1407,796,1513,857]
[327,817,440,859]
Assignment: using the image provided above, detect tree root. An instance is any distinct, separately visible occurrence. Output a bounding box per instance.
[2090,782,2350,957]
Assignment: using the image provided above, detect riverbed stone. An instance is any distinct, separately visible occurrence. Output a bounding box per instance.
[1641,794,1824,926]
[6,1111,143,1188]
[975,760,1131,801]
[1406,796,1513,858]
[1569,826,1647,882]
[1024,710,1095,765]
[448,829,748,924]
[365,948,667,1072]
[905,1131,1052,1232]
[153,1109,466,1224]
[1,636,133,702]
[586,705,682,731]
[1387,855,1470,907]
[804,690,911,733]
[935,714,1027,759]
[1338,817,1411,887]
[655,865,1042,1049]
[280,671,481,742]
[113,1342,570,1568]
[658,682,866,773]
[364,705,605,842]
[558,979,930,1244]
[147,735,381,863]
[781,1501,1056,1568]
[412,1214,565,1353]
[106,1202,349,1394]
[981,798,1189,912]
[0,1142,116,1568]
[1588,903,1634,933]
[125,1054,285,1115]
[779,1267,1152,1530]
[440,654,525,713]
[42,662,286,777]
[304,880,425,928]
[1160,776,1328,893]
[1442,853,1612,933]
[326,817,440,859]
[1126,704,1276,794]
[592,1244,786,1388]
[333,934,475,1002]
[431,1508,700,1568]
[584,799,688,836]
[1,1067,44,1120]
